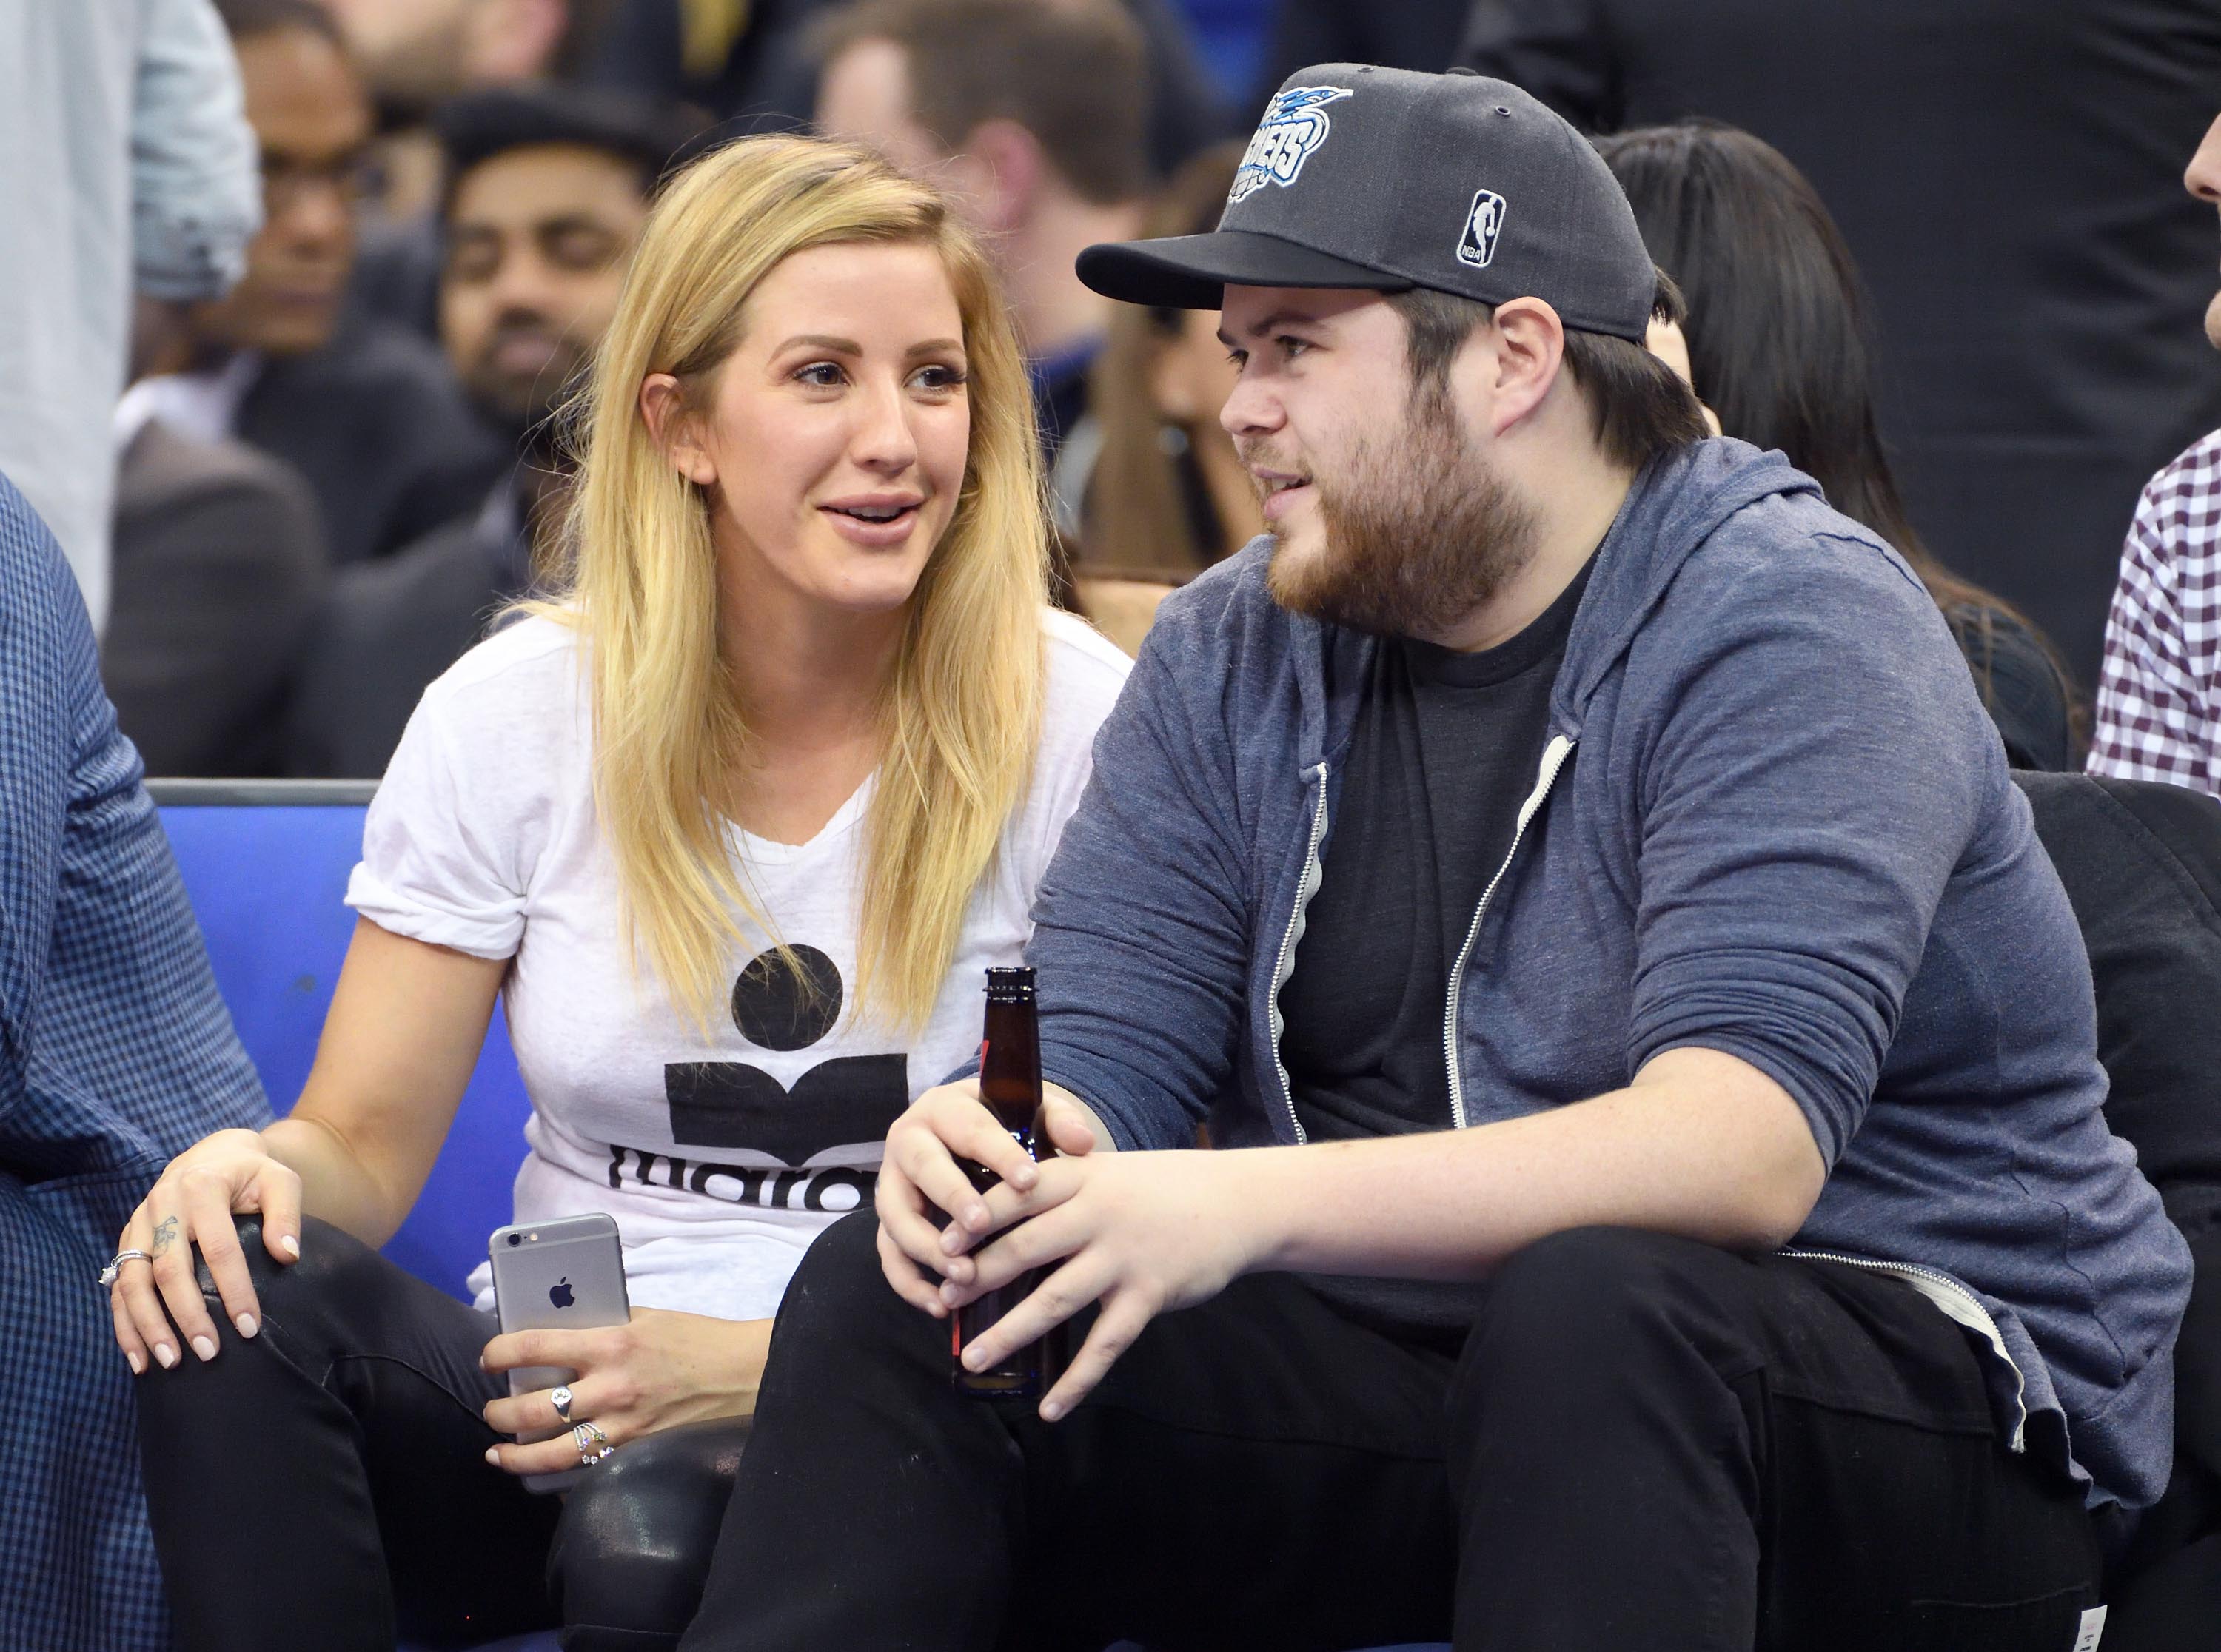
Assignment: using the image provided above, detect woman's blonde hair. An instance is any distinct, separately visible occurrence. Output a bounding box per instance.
[536,135,1048,1033]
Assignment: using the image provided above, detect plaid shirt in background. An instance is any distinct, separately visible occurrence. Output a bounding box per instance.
[2089,429,2221,796]
[0,471,267,1652]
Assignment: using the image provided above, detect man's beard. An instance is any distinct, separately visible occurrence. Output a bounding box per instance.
[1260,392,1539,640]
[467,315,593,446]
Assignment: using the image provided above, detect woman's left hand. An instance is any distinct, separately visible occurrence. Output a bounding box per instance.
[479,1308,773,1478]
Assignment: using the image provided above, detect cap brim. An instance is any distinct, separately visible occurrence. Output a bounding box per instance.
[1076,229,1413,311]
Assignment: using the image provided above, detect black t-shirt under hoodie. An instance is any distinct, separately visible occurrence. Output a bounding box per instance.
[1279,562,1590,1340]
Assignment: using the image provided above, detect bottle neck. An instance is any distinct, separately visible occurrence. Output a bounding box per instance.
[979,997,1042,1136]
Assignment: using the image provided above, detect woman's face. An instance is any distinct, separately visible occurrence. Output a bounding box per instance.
[655,240,971,620]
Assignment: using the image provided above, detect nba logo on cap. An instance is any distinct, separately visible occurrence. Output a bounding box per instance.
[1230,84,1354,204]
[1458,189,1507,269]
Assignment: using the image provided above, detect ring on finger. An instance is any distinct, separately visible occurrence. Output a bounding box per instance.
[572,1420,614,1466]
[98,1249,154,1289]
[550,1384,574,1425]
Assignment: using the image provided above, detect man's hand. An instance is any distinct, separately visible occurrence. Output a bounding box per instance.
[478,1309,772,1478]
[873,1078,1106,1313]
[934,1148,1270,1421]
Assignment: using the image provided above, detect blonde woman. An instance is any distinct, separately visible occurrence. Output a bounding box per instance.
[113,135,1129,1651]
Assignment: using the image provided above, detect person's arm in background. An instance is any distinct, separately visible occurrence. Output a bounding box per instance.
[132,0,261,304]
[1456,0,1621,131]
[103,441,330,777]
[0,491,91,1172]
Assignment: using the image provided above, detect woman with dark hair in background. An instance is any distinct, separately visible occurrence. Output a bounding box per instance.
[1071,141,1261,651]
[1598,121,2083,770]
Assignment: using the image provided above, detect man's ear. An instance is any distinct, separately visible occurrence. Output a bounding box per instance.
[1479,297,1567,438]
[640,373,717,486]
[954,118,1046,235]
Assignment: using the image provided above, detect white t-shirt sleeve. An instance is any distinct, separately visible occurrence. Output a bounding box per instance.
[346,620,573,958]
[1017,609,1135,890]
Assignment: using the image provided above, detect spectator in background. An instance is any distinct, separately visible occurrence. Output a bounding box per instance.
[0,473,269,1652]
[322,0,603,221]
[0,0,258,631]
[814,0,1150,469]
[1073,141,1259,652]
[2088,113,2221,798]
[1252,0,1467,105]
[1597,122,2081,772]
[289,88,684,779]
[1461,0,2221,692]
[587,0,837,138]
[129,0,508,570]
[332,0,623,340]
[104,297,330,779]
[592,0,1229,177]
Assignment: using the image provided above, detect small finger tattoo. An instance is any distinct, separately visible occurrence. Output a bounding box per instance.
[153,1216,178,1256]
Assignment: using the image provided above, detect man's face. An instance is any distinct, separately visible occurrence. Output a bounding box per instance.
[817,39,960,201]
[1218,285,1537,640]
[440,145,649,432]
[195,27,374,357]
[2188,113,2221,350]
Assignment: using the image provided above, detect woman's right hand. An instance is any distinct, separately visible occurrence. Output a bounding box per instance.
[110,1127,302,1374]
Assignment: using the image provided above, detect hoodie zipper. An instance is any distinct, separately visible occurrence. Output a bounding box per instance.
[1446,734,1575,1129]
[1269,762,1331,1146]
[1783,1249,2029,1452]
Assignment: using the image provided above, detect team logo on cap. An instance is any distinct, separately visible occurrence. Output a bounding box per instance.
[1230,85,1354,204]
[1457,190,1507,269]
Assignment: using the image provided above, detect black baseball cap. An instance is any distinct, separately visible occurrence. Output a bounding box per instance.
[1076,64,1657,342]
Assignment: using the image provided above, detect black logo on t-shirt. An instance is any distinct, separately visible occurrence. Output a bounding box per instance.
[636,945,908,1211]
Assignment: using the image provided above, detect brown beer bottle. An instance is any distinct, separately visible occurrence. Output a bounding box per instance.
[952,966,1056,1399]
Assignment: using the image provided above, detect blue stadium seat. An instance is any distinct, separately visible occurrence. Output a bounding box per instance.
[152,778,529,1300]
[155,780,555,1652]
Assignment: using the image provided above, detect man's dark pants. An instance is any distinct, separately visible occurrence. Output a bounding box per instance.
[680,1212,2102,1652]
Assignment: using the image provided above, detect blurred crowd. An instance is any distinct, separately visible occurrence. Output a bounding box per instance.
[4,0,2220,782]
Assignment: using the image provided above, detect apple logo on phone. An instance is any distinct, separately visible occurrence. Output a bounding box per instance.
[549,1277,574,1310]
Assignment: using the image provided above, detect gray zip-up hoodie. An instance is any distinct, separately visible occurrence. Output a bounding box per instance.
[1025,438,2190,1508]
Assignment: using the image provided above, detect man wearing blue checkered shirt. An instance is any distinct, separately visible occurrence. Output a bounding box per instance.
[0,471,268,1651]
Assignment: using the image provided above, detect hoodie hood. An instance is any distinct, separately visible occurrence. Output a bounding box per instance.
[1555,439,1823,725]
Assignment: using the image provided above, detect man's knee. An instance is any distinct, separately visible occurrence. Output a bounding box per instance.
[553,1417,750,1648]
[1457,1226,1743,1404]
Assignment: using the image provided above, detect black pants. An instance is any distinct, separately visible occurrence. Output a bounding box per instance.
[681,1213,2103,1652]
[135,1216,746,1652]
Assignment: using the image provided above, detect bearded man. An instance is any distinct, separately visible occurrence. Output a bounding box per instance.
[675,67,2188,1652]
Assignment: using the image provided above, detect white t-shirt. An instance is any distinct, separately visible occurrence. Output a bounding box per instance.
[346,608,1130,1322]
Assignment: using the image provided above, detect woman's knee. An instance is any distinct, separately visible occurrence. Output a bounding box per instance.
[222,1212,386,1322]
[772,1208,915,1351]
[552,1417,751,1644]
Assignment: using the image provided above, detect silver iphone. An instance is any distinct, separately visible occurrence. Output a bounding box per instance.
[487,1212,631,1493]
